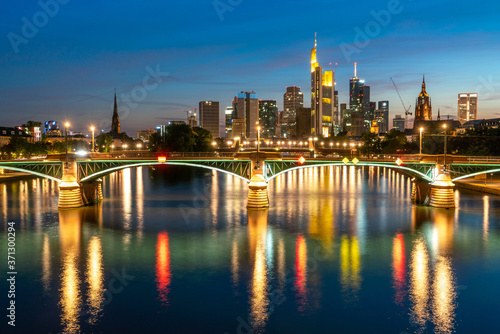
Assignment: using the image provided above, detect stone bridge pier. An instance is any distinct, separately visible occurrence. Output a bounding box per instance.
[58,156,102,209]
[247,158,269,209]
[412,165,455,208]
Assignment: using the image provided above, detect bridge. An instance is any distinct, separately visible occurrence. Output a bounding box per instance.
[2,152,499,209]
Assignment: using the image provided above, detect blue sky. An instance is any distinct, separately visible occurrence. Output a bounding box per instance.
[1,0,500,135]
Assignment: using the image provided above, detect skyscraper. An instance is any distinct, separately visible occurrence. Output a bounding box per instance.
[225,106,233,137]
[259,100,278,139]
[375,101,389,133]
[233,92,259,138]
[111,90,121,136]
[296,107,312,138]
[458,93,478,124]
[310,34,335,137]
[349,63,364,113]
[414,76,432,122]
[283,86,303,120]
[199,100,220,138]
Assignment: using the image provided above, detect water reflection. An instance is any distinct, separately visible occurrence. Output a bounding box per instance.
[59,209,83,334]
[86,236,104,324]
[248,209,269,331]
[294,235,308,312]
[156,232,172,306]
[42,233,51,293]
[409,236,457,334]
[340,235,361,303]
[392,233,406,306]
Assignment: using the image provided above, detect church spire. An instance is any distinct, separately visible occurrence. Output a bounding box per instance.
[437,108,440,121]
[422,75,426,92]
[111,89,121,136]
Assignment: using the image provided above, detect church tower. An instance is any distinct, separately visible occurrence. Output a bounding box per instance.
[111,90,121,136]
[414,76,432,122]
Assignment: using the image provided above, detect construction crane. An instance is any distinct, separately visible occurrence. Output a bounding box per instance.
[183,109,191,122]
[390,77,412,129]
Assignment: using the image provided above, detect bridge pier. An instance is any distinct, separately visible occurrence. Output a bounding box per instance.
[58,159,84,209]
[247,160,269,209]
[81,179,103,205]
[412,167,455,209]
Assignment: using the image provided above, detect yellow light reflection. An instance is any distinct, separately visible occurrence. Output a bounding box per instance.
[409,237,430,329]
[248,209,269,330]
[42,233,51,293]
[231,239,239,288]
[432,255,457,334]
[86,236,104,325]
[340,235,361,303]
[483,196,489,242]
[59,209,83,334]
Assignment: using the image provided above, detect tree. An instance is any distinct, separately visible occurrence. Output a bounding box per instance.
[164,124,195,152]
[360,132,381,155]
[21,120,42,127]
[381,129,408,154]
[96,133,113,153]
[192,127,213,152]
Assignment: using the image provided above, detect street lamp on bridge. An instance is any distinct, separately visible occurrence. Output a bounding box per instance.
[90,125,95,153]
[419,127,424,156]
[443,124,448,170]
[65,122,70,168]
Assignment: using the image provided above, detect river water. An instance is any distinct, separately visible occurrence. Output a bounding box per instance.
[1,165,499,333]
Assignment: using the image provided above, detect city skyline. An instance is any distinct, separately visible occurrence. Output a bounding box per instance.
[2,0,500,135]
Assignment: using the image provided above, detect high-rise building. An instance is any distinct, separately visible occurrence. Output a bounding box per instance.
[233,92,259,138]
[375,101,389,133]
[44,121,61,136]
[310,34,335,137]
[349,63,365,113]
[259,100,278,139]
[283,86,303,120]
[199,101,220,138]
[414,76,432,122]
[458,93,478,124]
[341,103,350,131]
[351,112,364,137]
[111,90,121,136]
[393,115,405,132]
[231,119,245,139]
[225,106,233,137]
[296,107,312,138]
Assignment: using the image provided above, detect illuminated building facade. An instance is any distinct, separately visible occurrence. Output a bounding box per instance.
[375,101,389,133]
[349,63,364,113]
[414,76,432,122]
[233,92,259,138]
[283,86,303,120]
[258,100,278,139]
[225,106,233,137]
[458,93,478,124]
[310,34,335,137]
[199,100,220,138]
[231,119,246,139]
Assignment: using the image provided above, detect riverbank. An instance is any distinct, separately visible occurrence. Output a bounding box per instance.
[454,178,500,197]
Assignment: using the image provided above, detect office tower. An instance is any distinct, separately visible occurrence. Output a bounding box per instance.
[296,107,312,138]
[199,100,220,138]
[233,92,259,138]
[310,34,335,137]
[414,76,432,122]
[375,101,389,133]
[458,93,478,124]
[111,90,121,136]
[349,63,364,113]
[231,119,245,139]
[283,86,303,120]
[259,100,278,139]
[362,86,374,132]
[393,115,405,132]
[340,103,350,131]
[225,106,233,137]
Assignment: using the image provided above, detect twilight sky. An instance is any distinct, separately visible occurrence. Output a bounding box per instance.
[1,0,500,136]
